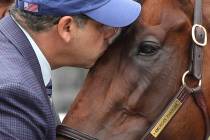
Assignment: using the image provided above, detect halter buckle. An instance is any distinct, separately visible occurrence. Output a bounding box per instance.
[192,24,208,47]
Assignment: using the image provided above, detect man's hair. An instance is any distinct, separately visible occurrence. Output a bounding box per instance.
[10,6,89,32]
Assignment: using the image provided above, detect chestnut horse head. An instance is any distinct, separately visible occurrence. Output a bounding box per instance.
[61,0,210,139]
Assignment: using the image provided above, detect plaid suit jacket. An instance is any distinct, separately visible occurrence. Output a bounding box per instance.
[0,16,56,140]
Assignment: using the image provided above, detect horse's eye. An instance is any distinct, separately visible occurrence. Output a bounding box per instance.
[137,41,160,56]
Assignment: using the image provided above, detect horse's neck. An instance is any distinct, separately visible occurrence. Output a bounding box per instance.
[200,0,209,94]
[203,0,210,30]
[203,29,210,116]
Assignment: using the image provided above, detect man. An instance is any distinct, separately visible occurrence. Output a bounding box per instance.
[0,0,141,139]
[0,0,14,18]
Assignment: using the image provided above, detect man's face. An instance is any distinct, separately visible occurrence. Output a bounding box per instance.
[69,19,119,68]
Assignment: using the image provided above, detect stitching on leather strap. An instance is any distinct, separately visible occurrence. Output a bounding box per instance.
[56,124,99,140]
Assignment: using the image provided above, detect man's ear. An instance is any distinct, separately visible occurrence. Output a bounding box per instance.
[57,16,74,43]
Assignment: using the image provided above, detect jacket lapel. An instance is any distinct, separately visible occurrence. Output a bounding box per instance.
[0,15,45,91]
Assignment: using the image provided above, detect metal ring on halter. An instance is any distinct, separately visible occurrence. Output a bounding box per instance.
[192,24,208,47]
[182,70,202,91]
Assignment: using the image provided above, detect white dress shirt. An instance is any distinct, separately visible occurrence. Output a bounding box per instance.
[12,16,51,86]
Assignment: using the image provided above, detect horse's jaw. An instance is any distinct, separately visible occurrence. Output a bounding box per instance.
[62,80,151,140]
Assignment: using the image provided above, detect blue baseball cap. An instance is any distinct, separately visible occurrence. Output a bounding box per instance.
[16,0,141,27]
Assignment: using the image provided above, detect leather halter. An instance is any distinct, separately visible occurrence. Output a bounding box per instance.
[142,0,209,139]
[56,124,98,140]
[56,0,209,139]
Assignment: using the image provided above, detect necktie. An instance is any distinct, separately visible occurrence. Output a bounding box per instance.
[46,80,61,125]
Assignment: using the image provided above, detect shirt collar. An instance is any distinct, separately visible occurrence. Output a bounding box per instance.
[12,16,52,86]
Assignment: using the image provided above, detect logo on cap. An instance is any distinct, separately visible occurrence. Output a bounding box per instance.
[24,2,39,13]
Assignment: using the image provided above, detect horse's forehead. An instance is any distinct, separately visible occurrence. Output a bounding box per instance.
[140,0,210,31]
[140,0,191,26]
[137,0,194,36]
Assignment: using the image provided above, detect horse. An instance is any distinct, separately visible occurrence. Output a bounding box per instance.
[58,0,210,139]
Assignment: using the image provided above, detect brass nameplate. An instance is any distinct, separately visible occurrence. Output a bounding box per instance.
[150,99,182,138]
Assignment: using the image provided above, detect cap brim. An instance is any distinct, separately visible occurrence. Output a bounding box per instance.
[84,0,141,27]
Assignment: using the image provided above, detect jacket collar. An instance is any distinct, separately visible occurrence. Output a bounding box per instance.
[0,15,45,90]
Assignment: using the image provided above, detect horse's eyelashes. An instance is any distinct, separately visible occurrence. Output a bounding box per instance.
[137,41,160,56]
